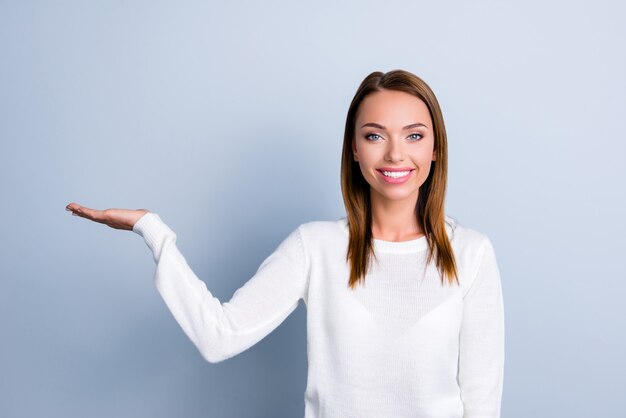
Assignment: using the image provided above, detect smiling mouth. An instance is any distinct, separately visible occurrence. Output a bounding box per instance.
[377,169,414,179]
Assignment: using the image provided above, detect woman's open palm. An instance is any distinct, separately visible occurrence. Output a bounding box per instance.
[65,203,149,231]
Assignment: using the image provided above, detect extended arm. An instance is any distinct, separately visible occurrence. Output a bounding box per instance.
[133,212,308,363]
[458,236,505,418]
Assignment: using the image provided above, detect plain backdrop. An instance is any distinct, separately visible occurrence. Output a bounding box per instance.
[1,0,625,417]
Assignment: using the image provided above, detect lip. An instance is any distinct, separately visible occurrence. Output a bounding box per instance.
[376,168,415,184]
[377,167,415,172]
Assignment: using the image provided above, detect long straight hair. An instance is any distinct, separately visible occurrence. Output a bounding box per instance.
[340,69,459,290]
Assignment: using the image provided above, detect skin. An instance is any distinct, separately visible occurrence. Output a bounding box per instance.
[65,203,149,231]
[352,89,436,242]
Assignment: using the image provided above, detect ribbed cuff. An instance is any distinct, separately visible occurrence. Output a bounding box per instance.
[132,212,176,255]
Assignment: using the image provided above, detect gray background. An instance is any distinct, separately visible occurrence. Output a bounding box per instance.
[1,0,624,417]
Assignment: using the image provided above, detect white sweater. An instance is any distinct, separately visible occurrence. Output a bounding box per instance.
[133,212,505,418]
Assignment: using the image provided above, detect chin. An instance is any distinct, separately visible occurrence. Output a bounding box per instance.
[372,189,419,202]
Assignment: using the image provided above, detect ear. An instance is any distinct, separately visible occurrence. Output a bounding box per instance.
[352,140,358,161]
[432,149,436,161]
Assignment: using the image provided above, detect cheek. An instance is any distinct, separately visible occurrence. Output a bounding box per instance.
[414,147,435,164]
[410,152,434,176]
[355,148,375,168]
[355,158,378,182]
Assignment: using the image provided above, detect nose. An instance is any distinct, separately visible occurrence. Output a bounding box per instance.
[384,137,404,162]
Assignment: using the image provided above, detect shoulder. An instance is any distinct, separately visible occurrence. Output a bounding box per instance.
[445,214,492,252]
[445,215,500,288]
[295,216,349,252]
[301,216,347,229]
[298,216,348,239]
[296,215,492,248]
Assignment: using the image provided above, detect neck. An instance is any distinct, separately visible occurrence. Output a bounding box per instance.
[369,187,423,242]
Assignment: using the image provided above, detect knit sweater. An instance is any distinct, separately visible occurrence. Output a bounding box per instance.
[132,212,505,418]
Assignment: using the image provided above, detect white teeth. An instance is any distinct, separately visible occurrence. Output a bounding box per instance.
[382,170,410,178]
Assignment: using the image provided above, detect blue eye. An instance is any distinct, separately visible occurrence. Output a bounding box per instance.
[408,133,423,141]
[365,133,381,141]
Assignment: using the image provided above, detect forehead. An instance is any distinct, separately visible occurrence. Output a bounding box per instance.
[356,89,432,126]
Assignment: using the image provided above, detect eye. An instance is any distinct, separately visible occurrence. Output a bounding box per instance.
[408,133,423,141]
[365,133,382,141]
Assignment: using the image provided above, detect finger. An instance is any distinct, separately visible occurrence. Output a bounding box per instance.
[65,203,84,216]
[67,204,106,224]
[79,206,106,223]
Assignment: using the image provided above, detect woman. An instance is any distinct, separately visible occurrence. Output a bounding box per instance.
[66,69,504,418]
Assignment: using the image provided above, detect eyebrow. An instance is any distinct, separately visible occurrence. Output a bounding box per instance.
[360,122,429,130]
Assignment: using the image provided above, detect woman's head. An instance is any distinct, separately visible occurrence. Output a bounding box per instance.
[350,88,436,206]
[340,69,458,289]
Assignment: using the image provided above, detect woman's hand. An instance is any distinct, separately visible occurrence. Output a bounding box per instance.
[65,203,150,231]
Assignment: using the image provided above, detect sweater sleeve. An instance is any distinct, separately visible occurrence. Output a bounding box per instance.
[132,212,308,363]
[458,235,505,418]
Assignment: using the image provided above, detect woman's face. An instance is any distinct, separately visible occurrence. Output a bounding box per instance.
[352,89,436,204]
